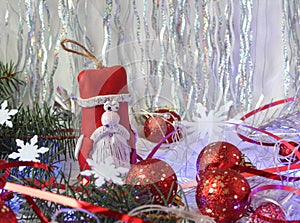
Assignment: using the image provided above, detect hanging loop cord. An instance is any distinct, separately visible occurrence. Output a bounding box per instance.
[60,38,104,69]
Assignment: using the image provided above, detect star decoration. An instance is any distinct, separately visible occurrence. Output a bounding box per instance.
[80,157,129,187]
[0,100,18,128]
[182,101,238,143]
[8,135,49,171]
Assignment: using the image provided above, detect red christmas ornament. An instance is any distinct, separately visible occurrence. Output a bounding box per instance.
[0,202,17,223]
[144,109,181,143]
[125,158,178,205]
[278,141,299,163]
[250,202,286,222]
[196,168,251,223]
[144,116,167,143]
[196,141,243,178]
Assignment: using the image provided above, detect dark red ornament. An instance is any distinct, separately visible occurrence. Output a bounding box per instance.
[0,202,17,223]
[196,141,243,178]
[250,202,286,222]
[278,141,299,163]
[144,109,181,143]
[196,168,251,223]
[125,158,178,205]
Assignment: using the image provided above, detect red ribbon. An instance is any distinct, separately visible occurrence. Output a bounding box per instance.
[241,163,300,178]
[0,161,51,171]
[146,128,178,159]
[234,165,300,182]
[23,195,48,223]
[236,96,300,150]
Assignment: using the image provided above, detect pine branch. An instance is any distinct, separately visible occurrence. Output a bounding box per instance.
[8,163,186,222]
[0,102,76,162]
[0,61,24,103]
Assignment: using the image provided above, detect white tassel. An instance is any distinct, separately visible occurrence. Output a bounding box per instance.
[89,101,131,168]
[90,126,131,168]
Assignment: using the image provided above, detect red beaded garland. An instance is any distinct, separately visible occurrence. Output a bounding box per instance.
[125,158,178,205]
[250,202,286,222]
[196,141,243,178]
[144,109,181,143]
[0,202,17,223]
[196,168,251,223]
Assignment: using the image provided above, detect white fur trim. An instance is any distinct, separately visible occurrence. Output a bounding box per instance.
[77,93,131,108]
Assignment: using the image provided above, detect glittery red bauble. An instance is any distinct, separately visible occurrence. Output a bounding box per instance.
[279,141,299,156]
[125,158,178,204]
[0,202,17,223]
[144,116,167,143]
[250,202,286,222]
[144,109,181,143]
[196,141,243,178]
[196,168,251,223]
[278,141,299,163]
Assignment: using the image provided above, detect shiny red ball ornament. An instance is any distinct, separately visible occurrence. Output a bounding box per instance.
[144,109,181,143]
[125,158,178,205]
[196,168,251,223]
[0,202,17,223]
[250,202,286,222]
[196,141,243,178]
[278,141,299,163]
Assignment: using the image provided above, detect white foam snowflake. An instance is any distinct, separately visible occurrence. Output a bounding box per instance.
[80,157,129,187]
[0,100,18,128]
[8,135,49,171]
[182,100,240,143]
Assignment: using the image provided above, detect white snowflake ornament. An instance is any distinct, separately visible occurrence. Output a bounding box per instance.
[182,100,235,143]
[80,157,129,187]
[0,100,18,128]
[8,135,49,171]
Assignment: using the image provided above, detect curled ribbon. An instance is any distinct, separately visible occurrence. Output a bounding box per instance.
[236,96,300,149]
[146,128,178,159]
